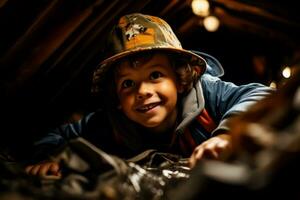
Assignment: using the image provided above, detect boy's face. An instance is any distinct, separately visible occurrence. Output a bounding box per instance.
[115,53,182,133]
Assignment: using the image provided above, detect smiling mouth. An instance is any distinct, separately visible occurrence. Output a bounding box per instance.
[136,102,161,112]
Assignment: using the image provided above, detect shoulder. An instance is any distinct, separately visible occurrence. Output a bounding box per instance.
[200,73,230,91]
[201,73,221,83]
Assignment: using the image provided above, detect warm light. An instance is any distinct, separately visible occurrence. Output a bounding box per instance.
[269,81,277,89]
[203,15,220,32]
[282,66,291,78]
[191,0,210,17]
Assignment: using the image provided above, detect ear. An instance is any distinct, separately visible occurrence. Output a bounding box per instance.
[194,66,202,76]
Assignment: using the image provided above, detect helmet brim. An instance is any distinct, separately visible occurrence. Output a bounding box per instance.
[92,47,207,94]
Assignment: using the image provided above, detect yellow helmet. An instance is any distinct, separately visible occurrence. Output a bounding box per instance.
[92,13,207,93]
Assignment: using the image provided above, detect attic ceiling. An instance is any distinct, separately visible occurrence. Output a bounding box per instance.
[1,0,300,153]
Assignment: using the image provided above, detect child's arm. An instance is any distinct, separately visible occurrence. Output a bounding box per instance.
[189,133,232,168]
[189,74,273,168]
[25,161,61,178]
[201,73,274,136]
[32,112,98,160]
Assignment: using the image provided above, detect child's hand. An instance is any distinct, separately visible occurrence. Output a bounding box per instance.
[189,134,232,168]
[25,161,61,178]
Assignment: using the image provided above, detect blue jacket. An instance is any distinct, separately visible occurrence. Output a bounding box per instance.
[34,52,273,158]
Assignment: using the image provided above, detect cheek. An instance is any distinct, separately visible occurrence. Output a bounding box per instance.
[119,93,134,110]
[160,80,178,94]
[158,81,178,102]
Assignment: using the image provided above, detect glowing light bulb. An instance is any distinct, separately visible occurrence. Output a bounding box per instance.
[191,0,210,17]
[269,81,277,89]
[203,15,220,32]
[282,66,291,78]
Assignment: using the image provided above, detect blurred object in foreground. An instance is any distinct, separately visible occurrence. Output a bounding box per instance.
[169,68,300,199]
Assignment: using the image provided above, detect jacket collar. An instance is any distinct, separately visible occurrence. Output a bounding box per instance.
[176,81,205,132]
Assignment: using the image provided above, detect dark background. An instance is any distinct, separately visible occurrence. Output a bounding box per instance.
[1,0,299,158]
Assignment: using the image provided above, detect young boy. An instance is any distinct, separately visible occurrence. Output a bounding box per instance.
[25,13,273,177]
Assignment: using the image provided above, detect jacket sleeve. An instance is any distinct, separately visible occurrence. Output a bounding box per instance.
[31,112,95,160]
[201,74,274,136]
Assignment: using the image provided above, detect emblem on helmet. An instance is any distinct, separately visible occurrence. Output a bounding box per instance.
[125,23,147,41]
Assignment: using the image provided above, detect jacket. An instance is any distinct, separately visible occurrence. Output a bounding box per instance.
[33,52,273,158]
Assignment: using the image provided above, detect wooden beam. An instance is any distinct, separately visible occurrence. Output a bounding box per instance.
[214,7,297,47]
[212,0,300,29]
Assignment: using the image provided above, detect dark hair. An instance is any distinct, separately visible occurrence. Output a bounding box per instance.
[171,53,201,94]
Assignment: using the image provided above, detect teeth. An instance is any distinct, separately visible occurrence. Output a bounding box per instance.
[138,103,158,111]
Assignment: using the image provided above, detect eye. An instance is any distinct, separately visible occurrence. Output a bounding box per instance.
[150,71,163,80]
[121,79,135,89]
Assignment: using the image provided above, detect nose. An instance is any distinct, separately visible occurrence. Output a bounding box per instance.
[136,82,153,100]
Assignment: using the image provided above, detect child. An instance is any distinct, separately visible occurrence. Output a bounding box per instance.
[25,13,273,177]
